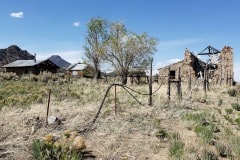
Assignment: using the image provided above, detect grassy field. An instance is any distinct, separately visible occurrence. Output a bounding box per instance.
[0,73,240,160]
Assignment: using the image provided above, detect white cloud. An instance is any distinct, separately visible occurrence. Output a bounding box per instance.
[10,12,24,18]
[37,50,83,64]
[167,58,181,64]
[73,21,81,27]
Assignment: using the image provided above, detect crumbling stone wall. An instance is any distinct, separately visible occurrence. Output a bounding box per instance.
[158,46,234,85]
[216,46,234,85]
[158,49,205,83]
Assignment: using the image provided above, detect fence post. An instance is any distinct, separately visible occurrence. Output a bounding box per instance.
[167,67,171,102]
[114,84,117,115]
[46,88,51,125]
[148,58,153,106]
[178,67,182,102]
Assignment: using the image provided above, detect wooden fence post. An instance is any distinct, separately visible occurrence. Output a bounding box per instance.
[46,89,52,125]
[167,67,171,102]
[148,58,153,106]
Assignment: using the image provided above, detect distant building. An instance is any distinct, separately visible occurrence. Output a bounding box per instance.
[67,63,94,78]
[1,55,70,75]
[1,59,60,75]
[158,46,234,85]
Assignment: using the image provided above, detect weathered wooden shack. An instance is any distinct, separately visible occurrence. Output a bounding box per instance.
[1,59,60,75]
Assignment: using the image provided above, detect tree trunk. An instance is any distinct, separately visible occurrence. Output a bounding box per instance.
[94,69,101,80]
[121,73,128,85]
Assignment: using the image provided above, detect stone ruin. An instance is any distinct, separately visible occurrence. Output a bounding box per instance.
[158,46,234,86]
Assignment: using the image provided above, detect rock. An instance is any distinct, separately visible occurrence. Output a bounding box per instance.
[47,116,58,124]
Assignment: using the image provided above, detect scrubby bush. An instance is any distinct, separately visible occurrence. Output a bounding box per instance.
[225,108,233,114]
[216,142,232,158]
[227,88,238,97]
[31,131,86,160]
[0,72,18,81]
[169,134,185,160]
[235,117,240,127]
[232,103,240,111]
[200,148,218,160]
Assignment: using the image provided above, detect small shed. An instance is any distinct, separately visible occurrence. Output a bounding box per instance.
[67,63,92,77]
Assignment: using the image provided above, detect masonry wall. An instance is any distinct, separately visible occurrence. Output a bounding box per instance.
[216,46,234,85]
[158,46,234,86]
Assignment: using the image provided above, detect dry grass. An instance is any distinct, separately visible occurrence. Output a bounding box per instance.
[0,79,240,159]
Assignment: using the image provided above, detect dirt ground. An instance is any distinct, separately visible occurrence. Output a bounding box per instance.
[0,83,239,160]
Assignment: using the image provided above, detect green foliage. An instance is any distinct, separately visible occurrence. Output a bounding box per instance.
[0,72,18,81]
[184,112,208,123]
[194,124,215,144]
[184,112,217,144]
[227,88,237,97]
[224,115,233,123]
[168,135,185,160]
[225,108,233,114]
[230,136,240,159]
[200,148,218,160]
[235,117,240,127]
[232,102,240,111]
[0,81,47,108]
[216,142,232,158]
[31,131,86,160]
[155,128,168,140]
[31,139,84,160]
[218,99,223,107]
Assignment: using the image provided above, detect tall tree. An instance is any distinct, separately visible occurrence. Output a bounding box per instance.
[105,22,158,84]
[84,17,108,79]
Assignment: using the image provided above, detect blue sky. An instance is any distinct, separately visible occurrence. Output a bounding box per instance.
[0,0,240,81]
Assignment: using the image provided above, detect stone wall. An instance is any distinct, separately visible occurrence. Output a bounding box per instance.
[158,46,234,85]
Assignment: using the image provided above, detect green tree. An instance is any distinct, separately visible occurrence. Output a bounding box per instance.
[84,17,108,79]
[105,22,158,84]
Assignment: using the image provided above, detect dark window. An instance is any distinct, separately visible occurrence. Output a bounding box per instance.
[170,70,176,79]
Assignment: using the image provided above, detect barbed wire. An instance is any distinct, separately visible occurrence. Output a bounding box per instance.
[78,81,164,133]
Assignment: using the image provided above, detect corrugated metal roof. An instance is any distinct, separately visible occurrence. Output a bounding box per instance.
[1,60,40,68]
[68,63,87,71]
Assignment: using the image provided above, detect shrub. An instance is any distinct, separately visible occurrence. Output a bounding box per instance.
[194,124,215,144]
[200,148,218,160]
[225,108,233,114]
[230,136,240,159]
[235,117,240,127]
[227,88,237,97]
[31,132,86,160]
[218,99,223,107]
[232,103,240,111]
[155,128,168,140]
[216,142,232,158]
[224,115,233,123]
[169,139,185,159]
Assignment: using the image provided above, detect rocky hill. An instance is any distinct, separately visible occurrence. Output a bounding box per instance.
[48,55,71,68]
[0,45,35,66]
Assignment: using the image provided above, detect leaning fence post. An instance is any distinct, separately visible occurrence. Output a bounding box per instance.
[46,88,52,125]
[114,84,117,115]
[167,67,171,102]
[148,58,153,106]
